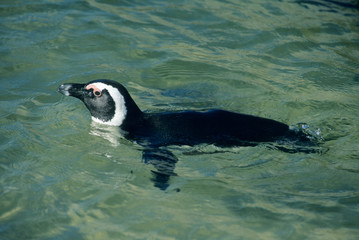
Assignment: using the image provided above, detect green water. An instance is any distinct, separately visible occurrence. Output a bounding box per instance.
[1,0,359,239]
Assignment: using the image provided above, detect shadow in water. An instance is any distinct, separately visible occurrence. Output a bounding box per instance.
[142,148,178,190]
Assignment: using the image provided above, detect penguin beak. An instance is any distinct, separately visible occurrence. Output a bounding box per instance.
[58,83,87,100]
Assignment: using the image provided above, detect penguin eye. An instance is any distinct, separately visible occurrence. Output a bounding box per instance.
[93,90,102,97]
[85,84,102,98]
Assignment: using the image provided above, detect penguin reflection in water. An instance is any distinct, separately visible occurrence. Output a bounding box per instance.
[59,79,317,190]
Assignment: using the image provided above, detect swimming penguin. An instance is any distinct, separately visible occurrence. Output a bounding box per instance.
[58,79,312,189]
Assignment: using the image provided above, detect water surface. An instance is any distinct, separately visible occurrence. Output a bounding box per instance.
[1,0,359,239]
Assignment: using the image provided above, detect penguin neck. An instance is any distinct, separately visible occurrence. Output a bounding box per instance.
[120,93,144,130]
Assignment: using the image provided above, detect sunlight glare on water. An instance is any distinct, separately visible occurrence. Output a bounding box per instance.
[1,0,359,239]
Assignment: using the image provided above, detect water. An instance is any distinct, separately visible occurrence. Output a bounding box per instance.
[1,0,359,239]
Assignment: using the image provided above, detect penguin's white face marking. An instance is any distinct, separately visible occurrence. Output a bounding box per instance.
[85,82,127,126]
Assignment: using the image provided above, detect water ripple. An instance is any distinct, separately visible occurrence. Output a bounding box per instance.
[1,0,359,239]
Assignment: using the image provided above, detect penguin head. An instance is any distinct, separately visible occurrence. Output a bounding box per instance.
[58,79,142,127]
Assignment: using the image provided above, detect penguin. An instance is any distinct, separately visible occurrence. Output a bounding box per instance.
[58,79,314,189]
